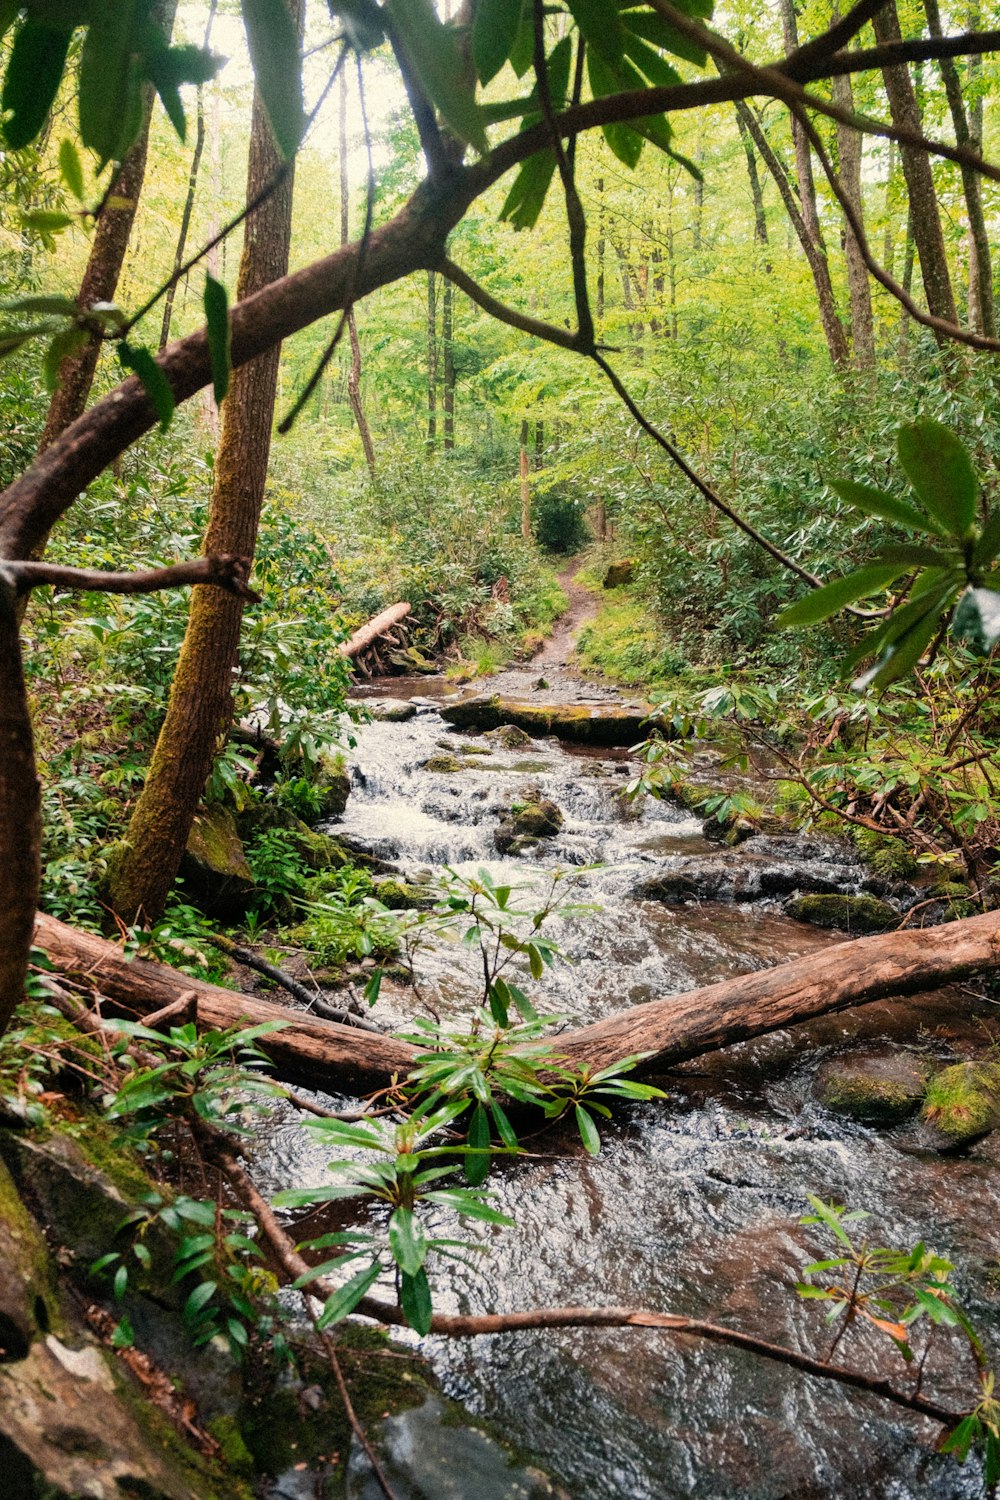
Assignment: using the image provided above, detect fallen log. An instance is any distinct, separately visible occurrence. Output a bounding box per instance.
[338,601,411,662]
[33,913,415,1095]
[33,908,1000,1094]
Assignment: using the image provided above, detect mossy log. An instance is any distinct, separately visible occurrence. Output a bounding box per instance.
[33,910,1000,1094]
[440,694,654,746]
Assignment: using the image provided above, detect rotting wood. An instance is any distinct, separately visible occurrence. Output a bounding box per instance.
[338,602,411,661]
[34,909,1000,1094]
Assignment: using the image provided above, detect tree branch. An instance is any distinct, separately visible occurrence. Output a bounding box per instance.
[1,553,260,600]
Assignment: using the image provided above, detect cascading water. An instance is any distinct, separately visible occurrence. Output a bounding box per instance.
[254,683,999,1500]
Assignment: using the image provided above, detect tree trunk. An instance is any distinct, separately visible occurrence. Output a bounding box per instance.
[595,177,605,323]
[340,68,376,474]
[519,418,531,540]
[734,109,770,255]
[338,601,411,660]
[734,101,849,366]
[0,587,40,1033]
[33,907,1000,1093]
[443,275,455,450]
[830,17,875,367]
[921,0,994,338]
[159,0,217,351]
[872,1,958,337]
[107,0,304,926]
[426,271,438,448]
[37,0,180,453]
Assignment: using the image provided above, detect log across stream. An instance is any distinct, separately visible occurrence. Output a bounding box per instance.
[37,679,1000,1498]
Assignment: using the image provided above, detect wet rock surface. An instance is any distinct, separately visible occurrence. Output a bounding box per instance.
[787,892,900,933]
[815,1050,929,1125]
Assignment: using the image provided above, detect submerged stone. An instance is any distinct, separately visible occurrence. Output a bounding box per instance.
[367,698,418,722]
[815,1052,929,1126]
[786,893,898,933]
[423,753,465,773]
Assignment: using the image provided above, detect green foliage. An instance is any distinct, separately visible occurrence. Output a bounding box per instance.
[779,423,1000,690]
[244,829,311,914]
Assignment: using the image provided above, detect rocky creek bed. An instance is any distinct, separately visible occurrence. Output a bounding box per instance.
[247,674,1000,1500]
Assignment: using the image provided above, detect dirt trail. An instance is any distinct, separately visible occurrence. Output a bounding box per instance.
[531,560,602,669]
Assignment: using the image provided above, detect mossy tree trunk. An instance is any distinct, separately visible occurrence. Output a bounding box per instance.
[107,0,304,925]
[0,582,40,1034]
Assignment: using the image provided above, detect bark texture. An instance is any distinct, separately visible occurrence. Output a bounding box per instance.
[338,601,412,660]
[873,0,958,335]
[34,908,1000,1093]
[830,22,875,366]
[340,69,376,474]
[107,0,303,925]
[0,586,41,1032]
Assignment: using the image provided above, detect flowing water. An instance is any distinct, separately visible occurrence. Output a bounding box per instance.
[254,665,1000,1500]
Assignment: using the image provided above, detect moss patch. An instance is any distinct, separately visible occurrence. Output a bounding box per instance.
[921,1061,1000,1146]
[816,1052,928,1126]
[786,893,898,934]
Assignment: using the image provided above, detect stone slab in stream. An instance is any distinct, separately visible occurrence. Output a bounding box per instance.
[439,693,655,745]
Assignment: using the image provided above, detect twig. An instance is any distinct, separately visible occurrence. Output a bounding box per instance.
[312,1312,403,1500]
[204,934,384,1033]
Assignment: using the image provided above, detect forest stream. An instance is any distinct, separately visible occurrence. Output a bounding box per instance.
[251,596,1000,1500]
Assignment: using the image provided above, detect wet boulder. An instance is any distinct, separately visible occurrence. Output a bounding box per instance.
[786,893,898,933]
[372,877,435,910]
[919,1061,1000,1151]
[495,797,563,854]
[180,805,257,919]
[815,1051,929,1126]
[441,694,653,747]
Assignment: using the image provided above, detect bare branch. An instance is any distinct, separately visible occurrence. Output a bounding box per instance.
[1,553,261,600]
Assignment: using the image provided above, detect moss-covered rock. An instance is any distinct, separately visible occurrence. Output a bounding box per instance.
[441,694,653,746]
[0,1155,58,1360]
[485,724,535,750]
[314,750,351,818]
[423,753,465,773]
[368,698,417,722]
[920,1061,1000,1149]
[786,893,898,933]
[373,877,434,910]
[237,803,341,871]
[815,1052,929,1126]
[181,805,257,919]
[495,798,563,854]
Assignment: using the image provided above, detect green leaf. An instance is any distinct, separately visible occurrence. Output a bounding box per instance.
[473,0,523,84]
[2,20,73,149]
[117,341,175,431]
[400,1266,433,1335]
[315,1260,381,1329]
[20,209,75,234]
[183,1280,217,1319]
[79,0,141,164]
[897,421,978,540]
[382,0,488,153]
[423,1190,514,1225]
[146,43,220,139]
[575,1103,601,1156]
[204,274,231,405]
[388,1208,427,1277]
[241,0,306,159]
[111,1315,135,1348]
[43,325,88,391]
[622,31,683,88]
[842,571,955,669]
[777,564,901,628]
[939,1413,978,1461]
[620,7,707,66]
[870,543,957,570]
[500,147,556,231]
[973,509,1000,569]
[58,138,85,199]
[829,478,939,536]
[568,0,624,66]
[464,1102,491,1187]
[855,598,948,691]
[951,587,1000,654]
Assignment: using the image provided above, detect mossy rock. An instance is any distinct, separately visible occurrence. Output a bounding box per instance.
[181,805,257,920]
[423,753,465,773]
[314,751,351,818]
[786,893,898,934]
[441,695,653,747]
[702,814,756,847]
[920,1061,1000,1149]
[512,799,563,837]
[237,804,340,871]
[485,724,535,750]
[815,1052,929,1126]
[0,1155,59,1360]
[373,878,434,910]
